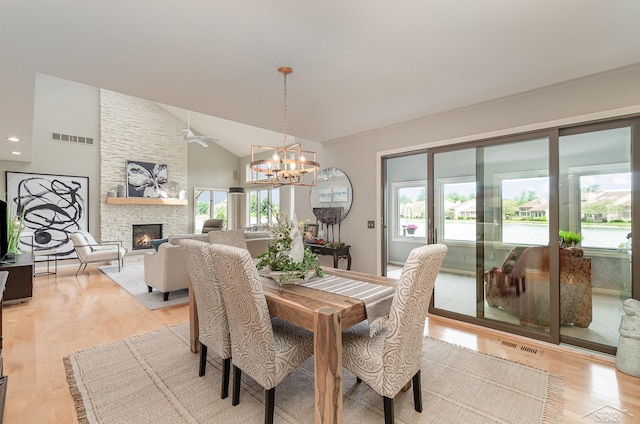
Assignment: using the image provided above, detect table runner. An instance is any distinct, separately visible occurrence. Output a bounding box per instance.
[299,274,395,326]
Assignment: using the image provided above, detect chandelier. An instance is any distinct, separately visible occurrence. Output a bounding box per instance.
[249,67,320,187]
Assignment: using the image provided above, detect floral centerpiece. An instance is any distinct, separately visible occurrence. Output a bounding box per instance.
[256,211,323,287]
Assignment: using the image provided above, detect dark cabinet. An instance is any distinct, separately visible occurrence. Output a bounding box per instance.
[0,254,34,304]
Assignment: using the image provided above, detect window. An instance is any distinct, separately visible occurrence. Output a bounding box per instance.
[248,187,280,226]
[441,180,476,241]
[393,181,426,239]
[194,188,228,233]
[579,172,631,249]
[500,176,549,245]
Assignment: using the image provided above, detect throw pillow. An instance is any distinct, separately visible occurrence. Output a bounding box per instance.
[150,238,168,251]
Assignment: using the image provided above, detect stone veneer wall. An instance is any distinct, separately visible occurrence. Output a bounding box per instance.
[100,90,188,250]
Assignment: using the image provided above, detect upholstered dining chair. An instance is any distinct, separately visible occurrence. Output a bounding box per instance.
[208,229,248,250]
[180,239,232,399]
[341,243,447,424]
[209,243,314,424]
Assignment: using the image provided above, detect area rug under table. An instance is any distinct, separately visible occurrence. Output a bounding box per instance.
[64,322,563,424]
[99,262,188,310]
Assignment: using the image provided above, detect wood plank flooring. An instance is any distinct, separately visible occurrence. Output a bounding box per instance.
[3,262,639,423]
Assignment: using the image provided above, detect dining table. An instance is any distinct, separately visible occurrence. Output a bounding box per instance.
[188,266,397,424]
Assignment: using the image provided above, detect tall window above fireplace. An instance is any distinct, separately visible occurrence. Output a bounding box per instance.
[132,224,163,250]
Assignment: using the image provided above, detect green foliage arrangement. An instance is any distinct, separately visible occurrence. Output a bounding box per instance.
[559,230,582,247]
[256,211,323,287]
[5,195,25,255]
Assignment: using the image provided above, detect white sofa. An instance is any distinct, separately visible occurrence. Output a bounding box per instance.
[143,232,270,301]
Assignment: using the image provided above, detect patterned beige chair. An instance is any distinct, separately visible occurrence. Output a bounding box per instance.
[209,244,314,424]
[208,229,248,250]
[341,244,447,424]
[180,239,232,399]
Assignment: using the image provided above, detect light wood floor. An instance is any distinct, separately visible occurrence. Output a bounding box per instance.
[3,263,640,423]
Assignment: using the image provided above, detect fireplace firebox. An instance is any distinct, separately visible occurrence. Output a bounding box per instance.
[132,224,163,250]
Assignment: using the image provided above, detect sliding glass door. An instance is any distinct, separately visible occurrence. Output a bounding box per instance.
[558,124,632,348]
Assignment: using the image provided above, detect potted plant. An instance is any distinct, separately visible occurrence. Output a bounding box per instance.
[559,230,582,247]
[406,224,418,235]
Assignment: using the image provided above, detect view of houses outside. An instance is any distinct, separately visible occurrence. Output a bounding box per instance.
[441,174,631,250]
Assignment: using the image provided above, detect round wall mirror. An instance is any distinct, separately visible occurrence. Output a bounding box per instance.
[309,167,353,225]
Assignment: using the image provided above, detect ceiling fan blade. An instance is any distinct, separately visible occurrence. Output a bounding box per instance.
[192,135,219,142]
[192,139,208,147]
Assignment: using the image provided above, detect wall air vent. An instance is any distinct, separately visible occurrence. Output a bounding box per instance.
[51,132,94,145]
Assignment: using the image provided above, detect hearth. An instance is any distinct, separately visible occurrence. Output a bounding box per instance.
[132,224,163,250]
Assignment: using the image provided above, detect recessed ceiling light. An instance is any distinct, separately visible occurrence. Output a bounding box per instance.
[11,151,22,155]
[7,136,21,142]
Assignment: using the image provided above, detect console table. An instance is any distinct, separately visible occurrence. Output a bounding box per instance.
[0,253,34,305]
[306,243,351,270]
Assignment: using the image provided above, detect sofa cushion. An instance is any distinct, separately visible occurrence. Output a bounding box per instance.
[168,234,209,245]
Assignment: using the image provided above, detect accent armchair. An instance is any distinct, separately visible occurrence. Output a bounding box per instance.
[70,231,126,276]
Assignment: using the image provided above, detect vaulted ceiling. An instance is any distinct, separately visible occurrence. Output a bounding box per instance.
[2,1,640,161]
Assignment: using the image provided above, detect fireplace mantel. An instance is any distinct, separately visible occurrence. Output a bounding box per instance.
[105,197,187,206]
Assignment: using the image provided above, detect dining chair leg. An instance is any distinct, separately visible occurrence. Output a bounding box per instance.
[221,358,231,399]
[198,343,207,377]
[265,388,275,424]
[383,396,394,424]
[412,370,422,412]
[232,366,241,406]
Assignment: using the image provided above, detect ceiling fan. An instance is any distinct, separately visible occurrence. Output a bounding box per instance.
[181,111,219,147]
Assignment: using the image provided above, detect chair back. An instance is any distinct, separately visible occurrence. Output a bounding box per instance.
[202,219,224,233]
[180,239,231,359]
[209,243,276,388]
[208,229,248,250]
[70,232,91,261]
[383,243,447,394]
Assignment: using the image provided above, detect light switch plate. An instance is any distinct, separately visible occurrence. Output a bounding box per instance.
[367,220,375,229]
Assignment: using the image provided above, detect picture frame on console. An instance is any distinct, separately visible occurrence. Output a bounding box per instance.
[126,160,168,198]
[5,171,89,259]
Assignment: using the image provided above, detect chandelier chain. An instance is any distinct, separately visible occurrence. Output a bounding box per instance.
[282,71,287,146]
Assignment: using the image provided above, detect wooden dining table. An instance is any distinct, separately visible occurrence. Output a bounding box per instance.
[188,266,397,424]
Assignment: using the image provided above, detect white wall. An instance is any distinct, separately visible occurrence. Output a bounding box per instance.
[0,73,101,231]
[320,64,640,275]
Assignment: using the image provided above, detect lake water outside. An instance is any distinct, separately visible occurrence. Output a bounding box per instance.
[442,221,631,249]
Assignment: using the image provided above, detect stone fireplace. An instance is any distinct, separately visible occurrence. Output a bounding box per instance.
[132,224,163,250]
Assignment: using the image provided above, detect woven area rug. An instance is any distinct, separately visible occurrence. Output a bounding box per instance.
[64,322,563,423]
[99,262,188,310]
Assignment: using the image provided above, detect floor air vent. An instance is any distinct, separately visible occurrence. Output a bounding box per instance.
[51,132,94,145]
[498,339,542,356]
[520,345,539,355]
[501,340,518,349]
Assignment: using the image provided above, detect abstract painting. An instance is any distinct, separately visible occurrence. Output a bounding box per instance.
[126,160,168,198]
[5,171,89,259]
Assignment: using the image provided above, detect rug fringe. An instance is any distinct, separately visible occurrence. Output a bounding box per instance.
[542,374,565,423]
[63,356,89,424]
